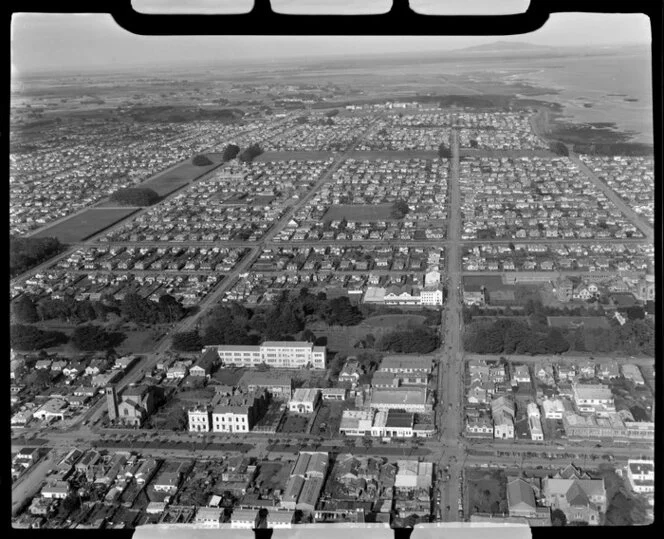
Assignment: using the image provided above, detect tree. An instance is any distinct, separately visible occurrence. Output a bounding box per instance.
[158,294,186,322]
[222,143,241,161]
[549,141,569,156]
[172,331,202,352]
[551,509,567,526]
[10,324,68,351]
[192,154,213,166]
[109,187,160,206]
[11,295,39,323]
[391,199,410,219]
[301,329,317,343]
[10,236,64,278]
[438,142,452,158]
[238,143,264,162]
[255,508,269,529]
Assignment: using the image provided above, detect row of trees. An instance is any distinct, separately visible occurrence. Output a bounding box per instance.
[11,292,188,325]
[9,323,125,352]
[438,142,452,158]
[463,317,654,356]
[10,236,64,278]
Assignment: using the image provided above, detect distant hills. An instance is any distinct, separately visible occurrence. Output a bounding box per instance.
[455,41,556,53]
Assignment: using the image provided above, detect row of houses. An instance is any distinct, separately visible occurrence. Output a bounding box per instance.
[459,156,642,241]
[10,120,238,235]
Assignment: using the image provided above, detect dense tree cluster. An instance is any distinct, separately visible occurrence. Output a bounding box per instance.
[238,143,264,162]
[109,187,160,206]
[391,199,410,219]
[195,290,365,347]
[548,141,569,156]
[325,109,340,117]
[10,324,69,351]
[376,325,440,353]
[71,324,126,352]
[464,316,654,356]
[192,154,213,166]
[171,330,203,352]
[13,292,187,327]
[222,144,241,161]
[10,236,64,278]
[120,293,187,324]
[71,324,126,351]
[438,142,452,158]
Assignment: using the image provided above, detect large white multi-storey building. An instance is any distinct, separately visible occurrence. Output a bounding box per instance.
[206,341,326,370]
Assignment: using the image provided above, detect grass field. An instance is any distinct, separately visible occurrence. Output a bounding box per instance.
[114,329,161,355]
[323,204,395,222]
[361,314,428,328]
[141,155,222,197]
[254,151,336,161]
[465,468,508,516]
[313,325,394,353]
[459,149,556,158]
[212,367,247,386]
[279,413,310,434]
[348,150,439,160]
[31,207,139,243]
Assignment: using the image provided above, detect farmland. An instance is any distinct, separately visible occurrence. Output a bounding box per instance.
[30,207,139,243]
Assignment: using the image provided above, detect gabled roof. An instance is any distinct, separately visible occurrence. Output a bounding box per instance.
[507,478,537,511]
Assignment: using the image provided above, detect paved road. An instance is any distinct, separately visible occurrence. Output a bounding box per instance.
[569,151,654,242]
[74,236,649,250]
[435,127,465,522]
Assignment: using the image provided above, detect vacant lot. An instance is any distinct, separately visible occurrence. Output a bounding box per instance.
[362,314,428,328]
[465,468,508,516]
[212,367,247,386]
[254,461,291,493]
[31,207,138,243]
[254,151,336,161]
[141,156,222,197]
[310,400,354,438]
[279,413,310,434]
[323,204,395,222]
[348,150,439,160]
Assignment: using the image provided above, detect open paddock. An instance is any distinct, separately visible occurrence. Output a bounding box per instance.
[141,155,223,197]
[348,150,439,160]
[323,204,395,222]
[253,151,336,161]
[30,207,139,243]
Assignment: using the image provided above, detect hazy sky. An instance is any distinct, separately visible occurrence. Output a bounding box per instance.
[11,10,651,75]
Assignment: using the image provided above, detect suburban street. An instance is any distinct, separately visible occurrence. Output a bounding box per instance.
[435,127,464,521]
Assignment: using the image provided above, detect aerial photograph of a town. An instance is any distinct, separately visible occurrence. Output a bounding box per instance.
[10,4,656,531]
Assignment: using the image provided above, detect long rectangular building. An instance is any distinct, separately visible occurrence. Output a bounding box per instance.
[206,341,326,370]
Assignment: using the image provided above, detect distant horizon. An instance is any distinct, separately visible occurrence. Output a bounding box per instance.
[11,12,651,76]
[12,39,651,79]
